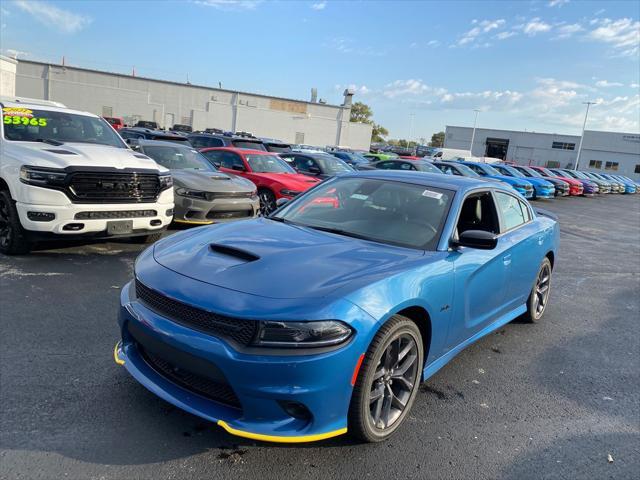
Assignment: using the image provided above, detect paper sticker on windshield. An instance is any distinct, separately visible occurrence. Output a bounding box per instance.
[3,108,47,127]
[351,193,368,200]
[422,189,443,200]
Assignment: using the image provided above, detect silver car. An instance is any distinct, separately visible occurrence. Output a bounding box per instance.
[138,140,259,225]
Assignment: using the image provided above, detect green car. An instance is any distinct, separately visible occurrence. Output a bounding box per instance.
[363,152,398,162]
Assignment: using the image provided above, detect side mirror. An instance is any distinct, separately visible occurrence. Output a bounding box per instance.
[308,166,321,174]
[276,198,289,208]
[452,230,498,250]
[232,165,246,172]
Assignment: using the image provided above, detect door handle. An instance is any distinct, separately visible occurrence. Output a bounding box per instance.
[502,254,512,266]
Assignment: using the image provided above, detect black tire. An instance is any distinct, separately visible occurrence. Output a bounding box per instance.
[348,314,424,442]
[523,257,552,323]
[258,189,277,216]
[129,232,163,244]
[0,189,31,255]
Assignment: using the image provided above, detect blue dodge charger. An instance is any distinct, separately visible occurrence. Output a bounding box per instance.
[115,171,559,443]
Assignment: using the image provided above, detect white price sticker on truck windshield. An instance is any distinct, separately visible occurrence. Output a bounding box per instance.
[422,189,443,200]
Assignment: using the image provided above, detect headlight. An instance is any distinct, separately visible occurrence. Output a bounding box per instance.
[280,189,301,197]
[159,173,173,191]
[175,187,208,199]
[252,320,353,348]
[516,184,528,189]
[20,166,67,186]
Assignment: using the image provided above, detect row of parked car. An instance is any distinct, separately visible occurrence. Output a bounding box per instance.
[1,97,636,255]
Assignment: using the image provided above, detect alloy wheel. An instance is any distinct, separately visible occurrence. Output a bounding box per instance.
[367,334,419,430]
[532,263,551,318]
[258,191,276,216]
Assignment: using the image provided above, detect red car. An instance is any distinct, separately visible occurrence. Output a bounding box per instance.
[399,155,422,161]
[200,147,320,214]
[103,116,124,130]
[529,166,584,196]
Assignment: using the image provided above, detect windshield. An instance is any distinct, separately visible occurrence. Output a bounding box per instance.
[232,140,267,151]
[273,177,453,250]
[416,162,441,173]
[479,164,501,175]
[338,152,369,165]
[518,166,542,178]
[497,165,525,177]
[456,164,480,177]
[314,155,354,174]
[571,170,589,179]
[538,168,555,177]
[3,107,126,148]
[246,154,296,173]
[142,145,216,171]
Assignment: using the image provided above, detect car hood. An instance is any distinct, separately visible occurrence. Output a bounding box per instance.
[252,172,320,189]
[488,175,531,186]
[171,169,254,192]
[553,176,582,186]
[3,141,165,171]
[152,218,428,299]
[523,177,554,188]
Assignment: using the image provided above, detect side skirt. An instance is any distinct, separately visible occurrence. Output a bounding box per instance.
[422,304,527,381]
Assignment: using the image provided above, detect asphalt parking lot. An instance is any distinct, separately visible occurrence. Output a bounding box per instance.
[1,194,638,480]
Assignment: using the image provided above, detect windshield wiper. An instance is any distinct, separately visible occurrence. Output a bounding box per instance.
[305,225,370,241]
[267,216,288,223]
[33,138,64,146]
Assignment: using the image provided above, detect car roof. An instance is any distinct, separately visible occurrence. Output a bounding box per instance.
[138,139,195,148]
[339,170,512,193]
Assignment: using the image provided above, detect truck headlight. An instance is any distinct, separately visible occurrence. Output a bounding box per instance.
[252,320,353,348]
[159,173,173,191]
[175,187,208,199]
[20,166,67,186]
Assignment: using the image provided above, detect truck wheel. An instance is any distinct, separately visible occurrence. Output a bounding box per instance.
[0,190,31,255]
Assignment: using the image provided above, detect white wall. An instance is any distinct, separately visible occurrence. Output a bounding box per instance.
[14,60,372,150]
[0,55,17,97]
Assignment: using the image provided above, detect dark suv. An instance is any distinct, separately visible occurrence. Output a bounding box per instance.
[119,127,192,146]
[187,132,266,151]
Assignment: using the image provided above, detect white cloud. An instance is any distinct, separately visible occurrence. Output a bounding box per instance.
[480,19,505,33]
[426,40,440,47]
[588,18,640,57]
[14,0,92,34]
[456,19,505,46]
[522,18,552,36]
[335,84,370,96]
[554,23,583,39]
[325,37,386,56]
[194,0,262,10]
[311,1,326,10]
[548,0,569,7]
[2,48,29,59]
[495,31,517,40]
[631,83,640,89]
[595,80,624,88]
[439,90,523,110]
[384,79,432,98]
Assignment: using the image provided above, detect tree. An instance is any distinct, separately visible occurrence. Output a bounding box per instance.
[429,131,445,147]
[350,101,388,143]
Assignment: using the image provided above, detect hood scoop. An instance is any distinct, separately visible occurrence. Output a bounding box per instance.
[210,243,260,262]
[44,149,78,155]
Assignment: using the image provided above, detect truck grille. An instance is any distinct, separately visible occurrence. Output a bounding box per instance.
[140,346,242,409]
[210,191,256,199]
[75,210,157,220]
[67,172,161,203]
[135,280,258,346]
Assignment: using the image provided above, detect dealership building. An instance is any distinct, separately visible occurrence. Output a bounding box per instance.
[0,58,372,149]
[445,125,640,180]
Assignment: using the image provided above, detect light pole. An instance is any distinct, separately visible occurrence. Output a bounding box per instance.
[574,101,596,170]
[470,109,480,155]
[409,113,415,144]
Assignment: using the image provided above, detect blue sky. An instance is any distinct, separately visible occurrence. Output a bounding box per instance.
[1,0,639,140]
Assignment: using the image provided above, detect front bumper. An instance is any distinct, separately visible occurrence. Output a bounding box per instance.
[116,272,375,442]
[534,186,555,199]
[173,195,259,225]
[569,185,583,196]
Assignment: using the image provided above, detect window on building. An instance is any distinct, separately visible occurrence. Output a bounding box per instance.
[589,160,602,169]
[102,106,113,117]
[295,132,305,144]
[546,160,560,168]
[605,161,619,171]
[552,142,576,150]
[635,164,640,174]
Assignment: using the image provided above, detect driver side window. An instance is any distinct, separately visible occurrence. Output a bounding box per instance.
[456,192,500,236]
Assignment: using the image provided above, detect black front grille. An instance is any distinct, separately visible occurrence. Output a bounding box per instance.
[211,191,256,199]
[206,210,253,220]
[75,209,157,220]
[135,280,258,346]
[68,172,161,203]
[140,347,242,409]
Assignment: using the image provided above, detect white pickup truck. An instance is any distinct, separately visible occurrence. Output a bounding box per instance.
[0,97,174,254]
